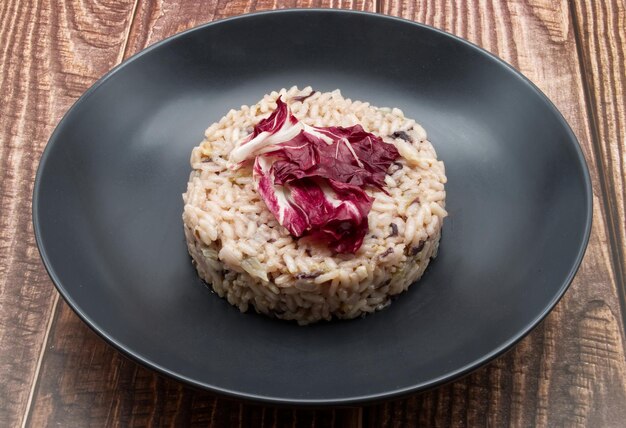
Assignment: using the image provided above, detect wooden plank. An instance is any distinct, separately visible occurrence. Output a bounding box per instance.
[571,0,626,322]
[0,0,137,426]
[364,1,626,426]
[24,1,372,427]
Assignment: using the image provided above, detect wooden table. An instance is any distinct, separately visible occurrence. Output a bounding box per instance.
[1,0,624,426]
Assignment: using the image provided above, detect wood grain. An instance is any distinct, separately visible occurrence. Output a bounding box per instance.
[0,0,137,426]
[24,1,371,427]
[364,1,626,426]
[571,0,626,322]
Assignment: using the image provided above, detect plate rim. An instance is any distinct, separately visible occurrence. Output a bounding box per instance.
[32,8,593,405]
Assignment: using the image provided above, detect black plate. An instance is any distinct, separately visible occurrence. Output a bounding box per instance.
[33,10,592,405]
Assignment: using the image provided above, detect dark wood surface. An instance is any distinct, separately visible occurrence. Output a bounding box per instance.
[0,0,624,426]
[571,0,626,322]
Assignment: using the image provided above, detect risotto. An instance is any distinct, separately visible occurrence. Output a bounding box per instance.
[182,87,447,324]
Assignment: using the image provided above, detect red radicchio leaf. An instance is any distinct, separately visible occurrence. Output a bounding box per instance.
[268,126,399,189]
[232,97,400,253]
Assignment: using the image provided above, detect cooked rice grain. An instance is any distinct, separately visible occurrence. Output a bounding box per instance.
[182,87,447,324]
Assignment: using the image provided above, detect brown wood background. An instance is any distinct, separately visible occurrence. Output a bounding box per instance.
[0,0,624,426]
